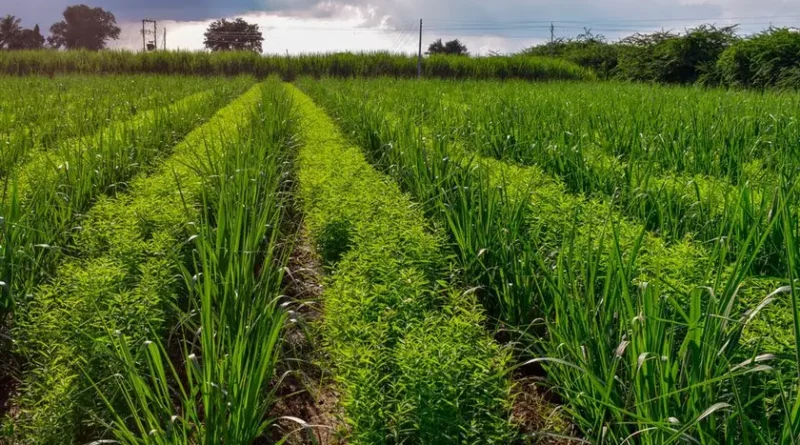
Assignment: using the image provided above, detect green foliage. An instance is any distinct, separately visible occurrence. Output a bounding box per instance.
[8,82,264,443]
[317,218,353,266]
[0,76,253,316]
[203,18,264,53]
[0,49,595,81]
[47,4,121,50]
[96,79,296,444]
[615,25,738,84]
[520,29,620,78]
[289,84,515,443]
[337,78,800,275]
[297,77,800,443]
[519,24,800,88]
[0,75,213,180]
[427,38,469,56]
[718,28,800,89]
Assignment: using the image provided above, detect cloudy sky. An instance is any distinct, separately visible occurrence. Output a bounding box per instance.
[5,0,800,54]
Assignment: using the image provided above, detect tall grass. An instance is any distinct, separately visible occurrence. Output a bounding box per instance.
[297,77,800,443]
[6,83,265,443]
[0,75,212,180]
[0,77,252,317]
[299,77,800,275]
[288,84,515,443]
[90,79,298,444]
[0,49,595,81]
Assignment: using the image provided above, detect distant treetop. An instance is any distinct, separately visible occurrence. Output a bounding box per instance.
[203,18,264,53]
[48,4,121,50]
[427,38,469,56]
[0,15,45,50]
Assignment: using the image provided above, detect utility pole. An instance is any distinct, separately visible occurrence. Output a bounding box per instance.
[417,19,423,78]
[550,22,555,56]
[163,28,166,50]
[141,19,157,51]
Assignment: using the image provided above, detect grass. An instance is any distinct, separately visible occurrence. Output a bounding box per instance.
[93,78,297,444]
[7,81,263,443]
[0,76,253,316]
[3,72,800,444]
[0,50,595,81]
[296,77,800,443]
[0,75,211,180]
[288,83,515,443]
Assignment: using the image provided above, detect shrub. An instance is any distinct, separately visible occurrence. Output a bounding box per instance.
[718,27,800,89]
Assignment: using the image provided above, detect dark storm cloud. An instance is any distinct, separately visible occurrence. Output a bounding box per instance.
[5,0,800,39]
[2,0,319,29]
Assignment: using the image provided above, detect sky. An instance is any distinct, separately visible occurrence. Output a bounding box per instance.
[4,0,800,55]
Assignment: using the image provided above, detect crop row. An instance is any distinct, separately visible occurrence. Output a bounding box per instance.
[439,80,800,181]
[0,75,213,180]
[0,77,253,315]
[0,50,595,81]
[9,83,264,442]
[288,84,515,443]
[5,79,301,444]
[91,79,298,444]
[303,78,798,275]
[434,89,791,276]
[297,78,798,443]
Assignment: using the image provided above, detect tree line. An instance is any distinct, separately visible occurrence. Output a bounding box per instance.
[521,25,800,89]
[1,5,119,50]
[2,3,473,56]
[13,3,796,90]
[0,6,269,52]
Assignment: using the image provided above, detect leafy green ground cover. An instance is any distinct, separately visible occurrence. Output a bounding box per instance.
[298,77,799,443]
[94,78,297,444]
[8,83,264,443]
[288,84,515,444]
[0,77,253,315]
[0,75,212,179]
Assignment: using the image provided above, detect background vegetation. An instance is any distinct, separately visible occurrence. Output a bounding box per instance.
[0,49,594,80]
[522,25,800,89]
[298,76,800,443]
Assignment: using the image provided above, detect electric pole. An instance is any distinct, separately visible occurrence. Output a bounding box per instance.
[141,19,157,51]
[417,19,423,78]
[550,22,555,56]
[163,28,166,50]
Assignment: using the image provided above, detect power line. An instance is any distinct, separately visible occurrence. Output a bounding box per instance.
[237,16,800,34]
[421,14,800,25]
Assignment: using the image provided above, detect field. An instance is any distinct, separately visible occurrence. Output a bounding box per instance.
[0,50,594,81]
[1,72,799,444]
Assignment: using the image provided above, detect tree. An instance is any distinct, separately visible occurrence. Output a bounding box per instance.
[426,38,469,56]
[48,4,121,50]
[0,16,45,50]
[203,18,263,52]
[0,15,22,49]
[8,25,45,49]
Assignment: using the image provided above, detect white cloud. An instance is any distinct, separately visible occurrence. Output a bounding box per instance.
[10,0,800,54]
[110,11,541,55]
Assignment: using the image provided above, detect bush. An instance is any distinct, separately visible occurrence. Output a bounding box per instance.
[615,25,738,84]
[522,24,741,85]
[521,31,619,79]
[718,28,800,89]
